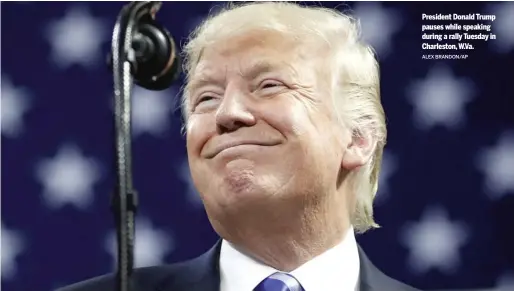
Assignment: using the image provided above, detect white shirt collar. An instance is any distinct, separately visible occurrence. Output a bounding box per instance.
[219,228,360,291]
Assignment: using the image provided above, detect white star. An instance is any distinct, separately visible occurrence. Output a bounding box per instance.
[177,159,203,208]
[1,76,31,138]
[130,87,177,138]
[350,2,401,58]
[406,64,475,130]
[375,150,397,203]
[487,2,514,53]
[105,217,174,268]
[476,132,514,200]
[400,206,469,275]
[495,272,514,291]
[1,222,25,280]
[46,5,108,69]
[35,144,102,210]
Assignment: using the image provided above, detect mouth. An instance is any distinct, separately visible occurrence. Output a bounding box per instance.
[206,141,280,159]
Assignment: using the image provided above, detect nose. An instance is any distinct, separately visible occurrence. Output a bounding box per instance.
[215,89,256,134]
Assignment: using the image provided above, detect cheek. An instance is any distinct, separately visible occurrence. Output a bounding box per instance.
[266,97,342,167]
[269,98,317,138]
[186,115,214,156]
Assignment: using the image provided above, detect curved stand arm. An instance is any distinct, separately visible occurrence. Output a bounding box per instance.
[110,2,162,291]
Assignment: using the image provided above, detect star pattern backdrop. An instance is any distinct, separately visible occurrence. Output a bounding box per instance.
[1,1,514,291]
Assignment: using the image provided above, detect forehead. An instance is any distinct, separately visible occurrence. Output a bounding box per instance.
[188,30,309,81]
[207,29,299,58]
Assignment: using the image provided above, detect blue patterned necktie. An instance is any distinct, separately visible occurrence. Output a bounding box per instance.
[254,272,305,291]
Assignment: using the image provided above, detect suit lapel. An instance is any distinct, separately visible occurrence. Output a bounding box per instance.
[358,245,385,291]
[357,245,397,291]
[157,240,222,291]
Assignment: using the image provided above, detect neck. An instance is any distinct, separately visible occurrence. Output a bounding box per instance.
[219,200,352,272]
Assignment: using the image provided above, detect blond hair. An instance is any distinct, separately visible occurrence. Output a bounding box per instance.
[181,2,387,233]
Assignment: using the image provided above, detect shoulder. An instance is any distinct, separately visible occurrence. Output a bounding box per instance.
[380,275,422,291]
[357,245,422,291]
[55,262,186,291]
[362,262,422,291]
[367,264,422,291]
[57,240,222,291]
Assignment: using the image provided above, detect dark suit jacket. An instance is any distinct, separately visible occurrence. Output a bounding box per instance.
[58,240,420,291]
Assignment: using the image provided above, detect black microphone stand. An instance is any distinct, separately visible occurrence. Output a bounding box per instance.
[110,2,163,291]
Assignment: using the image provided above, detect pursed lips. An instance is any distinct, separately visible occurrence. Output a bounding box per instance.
[204,140,280,158]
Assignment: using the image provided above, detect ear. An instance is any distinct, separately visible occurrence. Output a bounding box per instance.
[341,129,376,170]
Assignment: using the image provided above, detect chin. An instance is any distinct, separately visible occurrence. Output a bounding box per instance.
[220,159,256,190]
[220,176,259,202]
[203,160,284,211]
[216,177,276,212]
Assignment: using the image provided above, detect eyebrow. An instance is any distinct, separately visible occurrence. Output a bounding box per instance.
[187,77,219,94]
[187,59,290,94]
[239,60,280,81]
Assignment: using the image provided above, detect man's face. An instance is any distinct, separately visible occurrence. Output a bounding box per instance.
[185,30,351,231]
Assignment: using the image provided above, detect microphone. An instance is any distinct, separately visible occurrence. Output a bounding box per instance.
[130,14,181,90]
[108,1,180,91]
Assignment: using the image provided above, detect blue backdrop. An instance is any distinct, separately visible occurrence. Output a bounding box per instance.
[2,1,513,291]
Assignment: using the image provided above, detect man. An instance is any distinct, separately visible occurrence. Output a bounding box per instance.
[59,2,420,291]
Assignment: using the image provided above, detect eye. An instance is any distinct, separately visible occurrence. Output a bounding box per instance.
[192,94,220,112]
[258,80,284,91]
[197,95,216,104]
[262,82,280,89]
